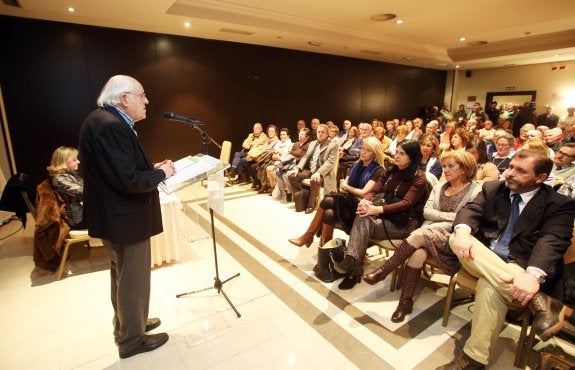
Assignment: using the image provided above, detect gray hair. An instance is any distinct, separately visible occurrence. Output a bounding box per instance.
[96,75,138,107]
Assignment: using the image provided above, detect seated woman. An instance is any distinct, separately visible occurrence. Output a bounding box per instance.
[442,127,470,155]
[363,151,481,322]
[262,127,293,194]
[439,121,455,152]
[339,126,358,155]
[288,137,385,247]
[419,135,442,181]
[247,124,279,191]
[466,137,499,182]
[386,125,409,156]
[47,146,85,229]
[490,133,515,177]
[333,140,430,289]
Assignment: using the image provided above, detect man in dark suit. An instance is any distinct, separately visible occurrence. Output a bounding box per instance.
[79,75,175,359]
[437,149,575,370]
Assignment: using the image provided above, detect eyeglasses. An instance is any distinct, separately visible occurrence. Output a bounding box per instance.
[557,150,575,158]
[496,143,510,147]
[126,91,147,99]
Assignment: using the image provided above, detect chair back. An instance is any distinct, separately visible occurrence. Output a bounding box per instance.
[220,140,232,164]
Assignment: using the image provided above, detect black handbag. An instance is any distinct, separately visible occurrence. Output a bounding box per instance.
[315,238,346,283]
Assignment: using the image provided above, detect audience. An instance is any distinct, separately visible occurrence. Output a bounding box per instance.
[363,151,481,322]
[332,141,429,289]
[47,146,85,229]
[273,128,311,202]
[491,133,515,176]
[466,138,499,182]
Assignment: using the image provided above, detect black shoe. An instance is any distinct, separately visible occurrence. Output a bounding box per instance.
[304,207,314,214]
[286,193,293,202]
[435,351,485,370]
[119,333,169,359]
[334,255,356,274]
[145,317,161,332]
[338,274,361,290]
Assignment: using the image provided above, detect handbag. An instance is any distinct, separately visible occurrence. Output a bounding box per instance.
[315,238,346,283]
[373,192,412,226]
[536,352,575,370]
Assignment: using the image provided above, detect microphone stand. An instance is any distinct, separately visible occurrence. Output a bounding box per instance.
[175,121,241,318]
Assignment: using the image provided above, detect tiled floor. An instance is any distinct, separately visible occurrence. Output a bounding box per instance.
[0,183,573,370]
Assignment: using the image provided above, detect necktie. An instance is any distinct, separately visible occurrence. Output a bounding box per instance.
[310,144,320,173]
[493,194,521,261]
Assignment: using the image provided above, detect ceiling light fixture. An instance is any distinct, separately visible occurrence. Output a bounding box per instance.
[184,22,190,28]
[68,7,75,13]
[395,19,404,25]
[459,37,466,42]
[370,13,397,22]
[455,65,460,69]
[554,54,559,57]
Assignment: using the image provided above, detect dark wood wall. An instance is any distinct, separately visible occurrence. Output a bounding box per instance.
[0,15,446,185]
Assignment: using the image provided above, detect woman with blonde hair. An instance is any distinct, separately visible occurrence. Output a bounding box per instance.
[47,146,85,228]
[363,150,481,321]
[387,125,409,156]
[439,121,456,151]
[419,135,442,181]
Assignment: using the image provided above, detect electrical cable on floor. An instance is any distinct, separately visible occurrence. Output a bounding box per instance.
[0,217,23,240]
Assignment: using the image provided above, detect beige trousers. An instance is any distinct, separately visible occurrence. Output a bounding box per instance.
[448,234,526,365]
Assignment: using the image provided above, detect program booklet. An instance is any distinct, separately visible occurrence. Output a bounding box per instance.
[159,154,226,194]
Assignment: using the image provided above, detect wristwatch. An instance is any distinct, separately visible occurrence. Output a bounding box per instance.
[525,270,545,284]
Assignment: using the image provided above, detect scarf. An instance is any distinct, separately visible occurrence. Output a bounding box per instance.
[348,160,378,189]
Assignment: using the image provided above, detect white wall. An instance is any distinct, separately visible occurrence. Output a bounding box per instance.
[450,61,575,116]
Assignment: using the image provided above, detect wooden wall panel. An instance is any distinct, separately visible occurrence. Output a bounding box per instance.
[0,15,446,185]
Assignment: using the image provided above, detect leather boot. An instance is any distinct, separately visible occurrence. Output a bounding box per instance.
[319,223,334,247]
[530,292,568,341]
[435,351,485,370]
[334,255,357,274]
[288,207,324,247]
[363,241,417,285]
[391,265,422,322]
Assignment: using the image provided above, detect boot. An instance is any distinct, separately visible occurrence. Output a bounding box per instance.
[363,241,417,285]
[319,223,334,247]
[288,208,324,247]
[229,167,237,179]
[391,265,422,322]
[334,255,357,274]
[530,292,569,341]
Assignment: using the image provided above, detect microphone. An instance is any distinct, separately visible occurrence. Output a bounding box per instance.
[163,112,204,125]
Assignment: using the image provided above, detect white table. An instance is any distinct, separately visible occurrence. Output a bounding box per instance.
[150,191,185,267]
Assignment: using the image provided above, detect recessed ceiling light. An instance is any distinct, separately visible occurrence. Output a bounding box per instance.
[459,37,466,42]
[455,65,460,69]
[554,54,559,57]
[68,7,75,13]
[184,22,190,28]
[395,19,404,25]
[370,13,397,22]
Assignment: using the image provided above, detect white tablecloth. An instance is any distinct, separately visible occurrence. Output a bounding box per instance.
[150,191,184,267]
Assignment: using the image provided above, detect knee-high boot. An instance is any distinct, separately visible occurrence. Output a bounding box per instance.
[362,241,417,285]
[319,223,334,247]
[288,208,324,247]
[391,265,422,322]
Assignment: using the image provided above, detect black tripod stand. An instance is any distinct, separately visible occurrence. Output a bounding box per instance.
[174,120,241,318]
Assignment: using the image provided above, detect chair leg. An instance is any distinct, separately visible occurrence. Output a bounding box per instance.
[57,241,72,280]
[515,309,534,368]
[442,274,458,327]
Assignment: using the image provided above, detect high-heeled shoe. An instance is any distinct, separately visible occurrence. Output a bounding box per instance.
[288,208,324,248]
[288,232,314,247]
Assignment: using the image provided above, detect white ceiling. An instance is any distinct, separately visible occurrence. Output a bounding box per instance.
[2,0,575,70]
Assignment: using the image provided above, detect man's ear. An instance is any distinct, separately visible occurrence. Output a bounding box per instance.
[535,173,548,185]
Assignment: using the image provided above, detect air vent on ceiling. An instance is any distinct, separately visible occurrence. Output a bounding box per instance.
[1,0,22,7]
[370,13,397,22]
[219,28,253,36]
[467,41,488,46]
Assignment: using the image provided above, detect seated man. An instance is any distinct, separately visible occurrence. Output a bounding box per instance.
[551,142,575,188]
[287,124,338,213]
[437,149,575,370]
[229,123,267,183]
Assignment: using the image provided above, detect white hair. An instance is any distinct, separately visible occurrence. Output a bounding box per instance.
[96,75,138,107]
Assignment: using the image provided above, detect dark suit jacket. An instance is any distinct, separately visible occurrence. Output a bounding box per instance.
[536,113,560,128]
[79,107,166,245]
[454,181,575,280]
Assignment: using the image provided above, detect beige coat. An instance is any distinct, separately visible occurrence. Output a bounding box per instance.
[296,139,339,193]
